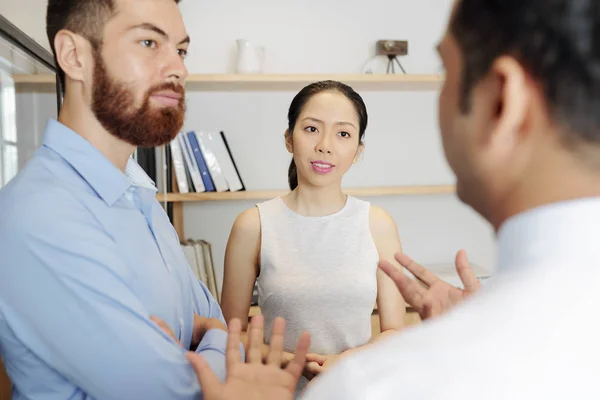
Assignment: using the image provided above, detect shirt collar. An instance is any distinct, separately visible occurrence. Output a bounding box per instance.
[42,119,156,205]
[496,196,600,272]
[125,157,157,191]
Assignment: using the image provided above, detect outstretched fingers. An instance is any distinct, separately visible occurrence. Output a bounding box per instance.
[285,331,311,382]
[267,317,286,367]
[455,249,480,292]
[379,258,428,312]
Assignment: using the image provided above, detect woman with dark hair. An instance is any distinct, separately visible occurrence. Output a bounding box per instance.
[220,80,405,396]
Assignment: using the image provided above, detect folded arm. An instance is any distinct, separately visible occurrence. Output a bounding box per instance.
[0,198,227,400]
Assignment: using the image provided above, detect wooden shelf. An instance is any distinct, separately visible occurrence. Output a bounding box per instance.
[248,303,419,318]
[156,185,455,202]
[12,73,443,91]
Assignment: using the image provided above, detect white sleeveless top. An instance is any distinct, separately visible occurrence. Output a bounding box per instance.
[256,195,379,395]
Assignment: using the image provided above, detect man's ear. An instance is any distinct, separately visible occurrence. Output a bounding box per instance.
[485,56,529,147]
[353,142,365,164]
[284,129,293,153]
[54,29,94,84]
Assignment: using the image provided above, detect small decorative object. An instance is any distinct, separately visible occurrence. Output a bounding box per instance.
[362,39,408,74]
[377,40,408,74]
[235,39,265,74]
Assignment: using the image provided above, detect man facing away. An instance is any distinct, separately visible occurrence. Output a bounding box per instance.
[188,0,600,398]
[0,0,237,398]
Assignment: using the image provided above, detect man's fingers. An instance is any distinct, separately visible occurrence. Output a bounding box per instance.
[306,353,328,365]
[455,249,480,292]
[304,361,324,375]
[247,315,264,364]
[150,316,182,347]
[421,302,437,320]
[150,316,172,335]
[379,259,428,311]
[286,331,311,380]
[226,318,243,370]
[267,317,285,367]
[394,252,439,287]
[186,352,223,394]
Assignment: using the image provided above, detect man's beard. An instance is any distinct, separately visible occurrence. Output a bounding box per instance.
[91,52,186,147]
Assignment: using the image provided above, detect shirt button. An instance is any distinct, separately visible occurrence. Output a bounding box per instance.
[179,318,184,329]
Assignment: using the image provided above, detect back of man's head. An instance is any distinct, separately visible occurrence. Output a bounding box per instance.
[451,0,600,151]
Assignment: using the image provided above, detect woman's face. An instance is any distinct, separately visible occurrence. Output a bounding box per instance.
[287,91,363,189]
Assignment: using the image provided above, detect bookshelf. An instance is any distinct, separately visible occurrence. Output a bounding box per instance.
[156,185,455,202]
[13,72,448,240]
[13,73,443,91]
[159,184,456,238]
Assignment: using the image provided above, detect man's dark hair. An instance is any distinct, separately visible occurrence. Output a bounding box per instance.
[46,0,181,89]
[451,0,600,146]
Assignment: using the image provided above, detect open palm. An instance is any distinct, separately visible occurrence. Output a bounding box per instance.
[186,316,310,400]
[379,249,481,320]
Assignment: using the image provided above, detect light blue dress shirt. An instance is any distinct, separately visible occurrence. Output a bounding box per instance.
[0,119,232,399]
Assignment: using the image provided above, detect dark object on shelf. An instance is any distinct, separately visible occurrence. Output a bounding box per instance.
[220,131,246,191]
[376,40,408,75]
[376,40,408,56]
[136,147,157,184]
[386,55,407,74]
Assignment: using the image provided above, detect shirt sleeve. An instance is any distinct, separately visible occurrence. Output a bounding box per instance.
[186,270,245,376]
[0,194,224,400]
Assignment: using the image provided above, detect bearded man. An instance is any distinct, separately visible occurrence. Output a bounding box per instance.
[0,1,238,399]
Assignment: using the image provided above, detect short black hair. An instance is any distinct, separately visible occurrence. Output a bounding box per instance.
[451,0,600,146]
[46,0,181,89]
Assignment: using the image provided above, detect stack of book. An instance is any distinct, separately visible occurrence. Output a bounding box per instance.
[181,239,220,302]
[169,131,245,194]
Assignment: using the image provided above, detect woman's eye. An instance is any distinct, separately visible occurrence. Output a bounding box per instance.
[338,131,351,138]
[140,40,157,49]
[305,126,318,133]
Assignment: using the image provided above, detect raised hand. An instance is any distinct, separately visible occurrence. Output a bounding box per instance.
[379,249,481,320]
[186,316,310,400]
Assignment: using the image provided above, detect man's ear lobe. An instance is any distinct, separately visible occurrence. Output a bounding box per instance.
[54,30,93,84]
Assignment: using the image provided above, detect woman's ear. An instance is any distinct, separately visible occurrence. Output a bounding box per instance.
[284,129,293,153]
[353,142,365,164]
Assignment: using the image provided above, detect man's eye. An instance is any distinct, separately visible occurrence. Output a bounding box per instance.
[178,49,188,58]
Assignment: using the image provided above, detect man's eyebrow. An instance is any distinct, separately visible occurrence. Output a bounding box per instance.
[128,23,190,45]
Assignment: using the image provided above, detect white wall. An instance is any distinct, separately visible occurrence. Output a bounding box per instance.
[3,0,498,291]
[175,0,497,288]
[0,0,50,51]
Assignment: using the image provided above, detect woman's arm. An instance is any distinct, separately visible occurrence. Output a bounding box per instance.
[220,207,296,365]
[370,205,406,336]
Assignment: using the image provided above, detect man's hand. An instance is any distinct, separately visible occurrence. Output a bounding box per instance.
[151,316,182,347]
[192,315,227,349]
[186,316,310,400]
[379,249,481,320]
[151,315,226,350]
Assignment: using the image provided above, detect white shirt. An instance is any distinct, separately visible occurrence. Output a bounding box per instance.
[256,196,378,396]
[302,197,600,399]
